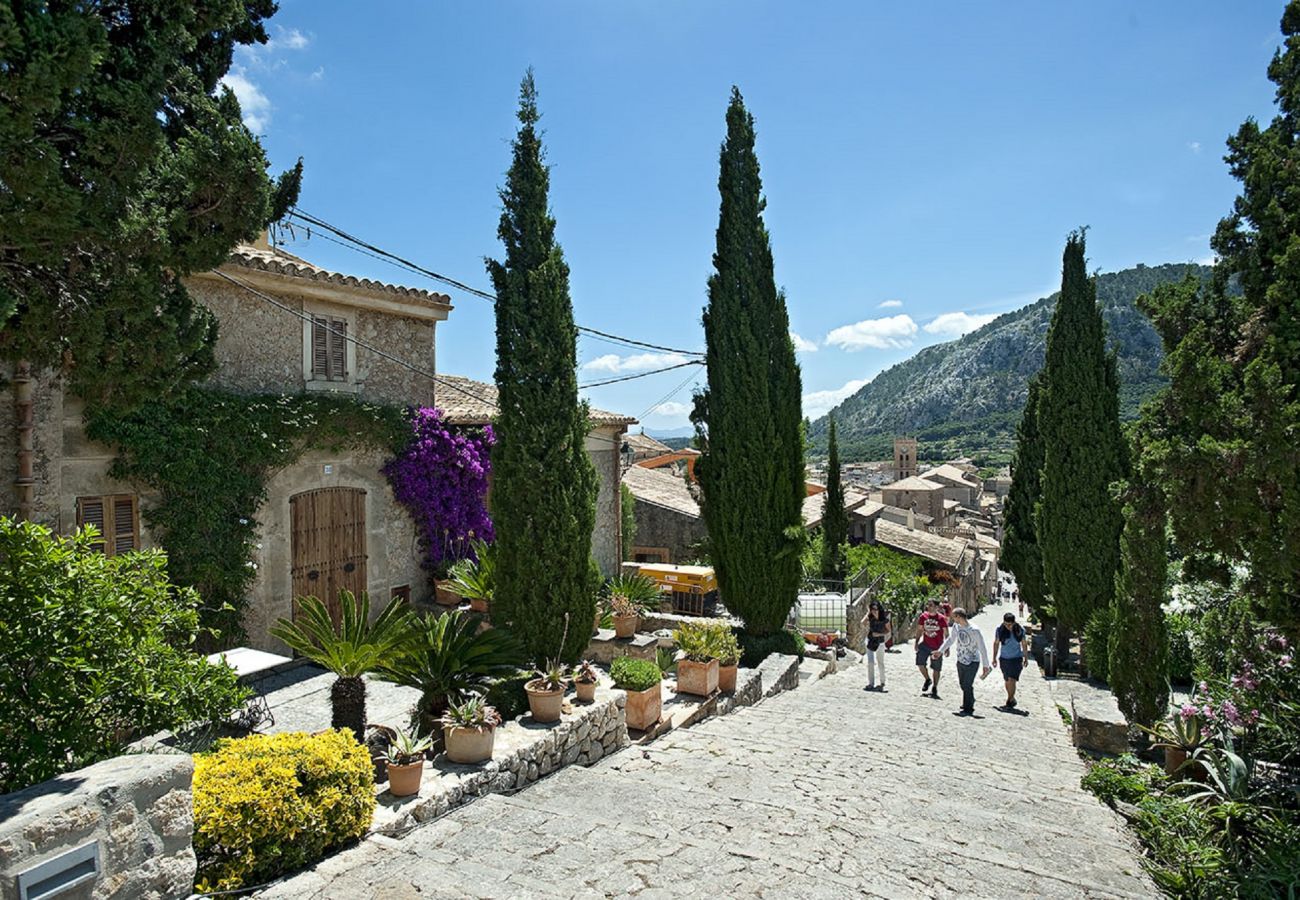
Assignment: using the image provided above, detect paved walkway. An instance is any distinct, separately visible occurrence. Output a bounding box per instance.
[264,600,1155,899]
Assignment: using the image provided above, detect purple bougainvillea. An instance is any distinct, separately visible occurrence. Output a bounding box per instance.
[383,407,494,573]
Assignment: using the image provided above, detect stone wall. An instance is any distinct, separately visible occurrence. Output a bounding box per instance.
[630,498,707,564]
[0,754,194,900]
[587,427,624,576]
[371,688,629,836]
[0,366,65,528]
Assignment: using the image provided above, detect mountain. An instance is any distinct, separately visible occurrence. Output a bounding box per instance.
[643,426,696,440]
[808,263,1212,464]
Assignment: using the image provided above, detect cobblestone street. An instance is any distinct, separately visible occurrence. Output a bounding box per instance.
[265,600,1155,899]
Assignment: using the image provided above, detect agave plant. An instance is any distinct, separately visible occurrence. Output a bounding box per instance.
[382,728,433,766]
[380,610,524,733]
[271,590,416,742]
[441,695,503,730]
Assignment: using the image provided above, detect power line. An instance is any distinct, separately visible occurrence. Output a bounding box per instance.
[637,367,702,422]
[578,360,702,390]
[284,208,704,359]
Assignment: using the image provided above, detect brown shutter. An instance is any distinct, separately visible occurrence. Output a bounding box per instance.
[312,316,329,377]
[112,496,138,555]
[76,497,107,554]
[330,317,348,380]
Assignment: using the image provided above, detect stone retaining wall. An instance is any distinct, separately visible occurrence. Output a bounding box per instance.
[371,688,629,836]
[0,754,195,900]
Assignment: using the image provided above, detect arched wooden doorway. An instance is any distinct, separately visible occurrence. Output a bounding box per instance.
[290,487,368,625]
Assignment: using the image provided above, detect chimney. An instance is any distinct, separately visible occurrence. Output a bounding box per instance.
[251,228,271,251]
[906,505,915,531]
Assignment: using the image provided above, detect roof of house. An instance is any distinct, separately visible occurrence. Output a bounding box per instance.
[882,475,947,493]
[848,499,886,520]
[801,489,871,527]
[622,464,700,518]
[626,432,674,456]
[877,505,934,527]
[927,463,983,487]
[874,519,968,568]
[434,374,636,427]
[228,243,454,307]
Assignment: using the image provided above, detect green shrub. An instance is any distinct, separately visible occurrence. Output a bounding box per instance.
[193,730,375,892]
[1166,611,1195,684]
[1080,754,1165,807]
[737,628,804,668]
[482,670,531,722]
[611,656,661,692]
[1084,606,1114,683]
[0,518,248,794]
[673,621,721,662]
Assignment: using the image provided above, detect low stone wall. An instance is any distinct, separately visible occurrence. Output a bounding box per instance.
[757,653,803,699]
[639,611,734,634]
[371,687,629,836]
[0,754,195,900]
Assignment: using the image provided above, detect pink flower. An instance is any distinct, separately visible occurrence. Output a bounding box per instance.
[1246,708,1261,726]
[1201,703,1217,723]
[1222,700,1241,727]
[1179,704,1198,721]
[1281,654,1293,669]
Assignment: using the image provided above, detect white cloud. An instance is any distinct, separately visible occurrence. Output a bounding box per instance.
[276,27,311,50]
[877,299,903,309]
[1188,140,1202,154]
[923,311,999,338]
[220,70,271,133]
[581,352,689,374]
[1196,253,1217,267]
[824,314,918,351]
[790,332,818,353]
[648,400,692,418]
[803,378,871,420]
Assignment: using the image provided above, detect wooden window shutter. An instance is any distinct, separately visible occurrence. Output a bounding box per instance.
[76,497,107,554]
[329,317,348,380]
[312,316,330,377]
[112,496,139,555]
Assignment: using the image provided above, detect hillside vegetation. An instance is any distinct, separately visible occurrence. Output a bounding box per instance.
[807,263,1212,462]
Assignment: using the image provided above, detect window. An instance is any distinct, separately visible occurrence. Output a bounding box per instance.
[75,495,139,556]
[390,584,411,604]
[310,315,349,381]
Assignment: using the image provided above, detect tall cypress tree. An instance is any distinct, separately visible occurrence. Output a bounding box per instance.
[820,417,848,581]
[1109,458,1169,727]
[486,72,598,664]
[1036,231,1126,658]
[1001,374,1047,609]
[691,88,804,636]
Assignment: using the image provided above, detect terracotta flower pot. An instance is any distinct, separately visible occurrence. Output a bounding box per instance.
[575,680,597,703]
[613,613,638,639]
[623,684,662,731]
[470,597,490,615]
[386,760,424,797]
[1164,747,1188,778]
[434,580,461,607]
[525,679,565,723]
[676,658,719,697]
[444,724,496,764]
[718,663,738,693]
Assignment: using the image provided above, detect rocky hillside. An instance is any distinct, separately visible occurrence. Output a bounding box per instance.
[809,263,1211,463]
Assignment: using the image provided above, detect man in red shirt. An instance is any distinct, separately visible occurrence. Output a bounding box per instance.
[915,599,949,699]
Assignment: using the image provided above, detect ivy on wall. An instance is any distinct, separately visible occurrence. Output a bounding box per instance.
[86,388,409,644]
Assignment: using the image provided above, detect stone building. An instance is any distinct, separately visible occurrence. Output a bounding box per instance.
[621,464,706,564]
[872,518,979,610]
[0,239,633,652]
[893,436,918,480]
[923,463,983,510]
[879,475,948,524]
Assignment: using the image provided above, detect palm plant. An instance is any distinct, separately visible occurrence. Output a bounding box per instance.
[380,610,524,733]
[270,590,416,741]
[601,572,660,612]
[446,539,495,604]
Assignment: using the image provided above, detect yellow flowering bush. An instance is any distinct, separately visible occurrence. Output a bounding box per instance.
[192,729,375,892]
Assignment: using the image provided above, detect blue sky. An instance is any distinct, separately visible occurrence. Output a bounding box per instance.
[231,1,1284,430]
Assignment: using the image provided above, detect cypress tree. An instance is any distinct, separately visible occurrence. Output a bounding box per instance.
[1001,375,1047,609]
[691,88,804,636]
[820,416,848,581]
[1109,460,1170,727]
[1036,231,1126,659]
[486,72,598,664]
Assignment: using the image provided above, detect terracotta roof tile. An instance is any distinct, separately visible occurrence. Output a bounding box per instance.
[874,519,968,568]
[435,374,636,427]
[228,244,453,307]
[622,465,700,518]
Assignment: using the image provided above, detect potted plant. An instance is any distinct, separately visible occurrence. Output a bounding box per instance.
[611,656,662,732]
[1141,710,1211,777]
[382,728,432,797]
[713,627,741,693]
[673,621,720,697]
[441,695,502,764]
[601,573,660,639]
[573,660,600,703]
[446,540,494,615]
[525,663,569,723]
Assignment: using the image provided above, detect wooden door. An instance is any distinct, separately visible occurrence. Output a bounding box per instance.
[290,488,368,625]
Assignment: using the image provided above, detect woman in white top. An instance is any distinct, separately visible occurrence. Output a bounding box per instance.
[933,608,990,716]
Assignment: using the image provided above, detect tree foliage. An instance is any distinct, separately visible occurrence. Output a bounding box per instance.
[819,417,848,579]
[1137,2,1300,629]
[1036,231,1126,638]
[691,88,804,636]
[1002,374,1047,608]
[0,518,247,794]
[0,0,301,410]
[486,72,598,663]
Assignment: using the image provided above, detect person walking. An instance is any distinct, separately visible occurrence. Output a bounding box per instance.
[992,611,1030,708]
[933,608,990,716]
[864,600,891,691]
[914,599,949,699]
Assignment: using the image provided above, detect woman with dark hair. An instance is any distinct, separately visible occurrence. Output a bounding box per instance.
[992,611,1030,708]
[865,599,891,691]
